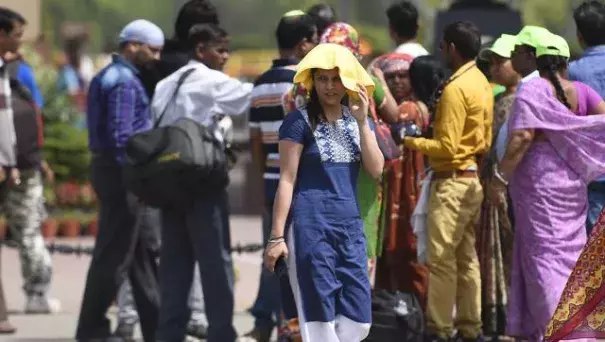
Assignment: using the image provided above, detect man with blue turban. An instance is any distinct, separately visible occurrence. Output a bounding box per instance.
[75,19,164,342]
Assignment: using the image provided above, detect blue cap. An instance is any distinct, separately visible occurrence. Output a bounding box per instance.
[119,19,165,47]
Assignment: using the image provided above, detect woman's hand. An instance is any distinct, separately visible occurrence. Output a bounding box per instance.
[264,240,289,272]
[9,168,20,186]
[486,179,506,205]
[350,83,370,123]
[372,67,387,86]
[41,161,54,183]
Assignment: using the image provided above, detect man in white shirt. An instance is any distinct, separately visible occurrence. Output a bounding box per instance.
[151,23,252,342]
[387,1,429,57]
[0,6,24,335]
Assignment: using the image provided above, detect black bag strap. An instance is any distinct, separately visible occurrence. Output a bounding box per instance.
[154,67,196,129]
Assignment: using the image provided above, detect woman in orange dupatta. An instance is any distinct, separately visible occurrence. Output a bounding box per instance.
[371,53,430,306]
[545,208,605,341]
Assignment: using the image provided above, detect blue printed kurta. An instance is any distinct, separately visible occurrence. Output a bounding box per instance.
[279,108,371,341]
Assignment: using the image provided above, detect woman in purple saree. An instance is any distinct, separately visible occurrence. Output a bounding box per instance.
[488,35,605,341]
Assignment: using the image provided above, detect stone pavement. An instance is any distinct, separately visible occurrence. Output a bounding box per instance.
[1,216,268,341]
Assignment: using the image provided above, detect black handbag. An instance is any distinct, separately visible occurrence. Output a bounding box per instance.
[123,68,229,208]
[364,290,425,342]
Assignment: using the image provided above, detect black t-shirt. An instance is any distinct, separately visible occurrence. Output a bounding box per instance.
[138,39,190,98]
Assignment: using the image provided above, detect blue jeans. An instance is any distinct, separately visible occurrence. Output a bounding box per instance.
[587,181,605,236]
[249,207,282,332]
[156,190,236,342]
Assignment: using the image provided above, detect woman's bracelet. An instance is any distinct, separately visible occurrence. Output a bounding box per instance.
[493,168,509,186]
[268,236,285,244]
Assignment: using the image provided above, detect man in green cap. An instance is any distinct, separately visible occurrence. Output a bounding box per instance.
[510,26,551,83]
[494,26,552,162]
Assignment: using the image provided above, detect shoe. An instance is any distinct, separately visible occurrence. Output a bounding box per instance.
[240,327,271,342]
[454,333,485,342]
[0,321,16,334]
[113,322,136,340]
[24,296,61,314]
[424,333,449,342]
[186,322,208,339]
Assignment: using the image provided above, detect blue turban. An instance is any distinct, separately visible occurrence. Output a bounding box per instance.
[119,19,165,47]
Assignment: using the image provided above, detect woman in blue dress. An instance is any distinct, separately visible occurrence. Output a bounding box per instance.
[264,43,385,342]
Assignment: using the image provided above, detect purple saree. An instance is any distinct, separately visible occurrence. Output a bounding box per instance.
[505,77,605,341]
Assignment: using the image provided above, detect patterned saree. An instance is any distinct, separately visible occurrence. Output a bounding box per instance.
[545,208,605,341]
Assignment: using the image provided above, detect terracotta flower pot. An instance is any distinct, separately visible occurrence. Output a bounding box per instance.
[59,219,81,238]
[41,218,59,239]
[0,219,7,240]
[86,218,98,237]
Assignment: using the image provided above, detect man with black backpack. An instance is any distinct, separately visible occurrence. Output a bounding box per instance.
[151,23,252,342]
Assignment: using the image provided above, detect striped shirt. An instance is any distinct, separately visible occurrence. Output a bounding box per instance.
[249,58,298,205]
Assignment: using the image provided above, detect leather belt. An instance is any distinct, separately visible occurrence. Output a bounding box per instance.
[433,170,477,180]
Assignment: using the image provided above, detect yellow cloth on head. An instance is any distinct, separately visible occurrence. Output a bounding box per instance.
[294,43,375,100]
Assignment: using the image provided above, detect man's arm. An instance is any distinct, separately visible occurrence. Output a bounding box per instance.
[213,75,254,116]
[17,63,44,107]
[249,105,266,175]
[404,84,466,158]
[249,105,266,203]
[106,82,137,162]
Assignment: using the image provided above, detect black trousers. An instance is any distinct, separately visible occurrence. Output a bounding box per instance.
[0,245,7,323]
[156,189,237,342]
[75,154,160,341]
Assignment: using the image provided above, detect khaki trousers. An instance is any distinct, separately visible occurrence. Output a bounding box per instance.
[426,177,483,339]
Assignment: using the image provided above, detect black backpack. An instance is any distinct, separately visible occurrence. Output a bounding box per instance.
[123,68,229,208]
[364,290,425,342]
[6,60,42,170]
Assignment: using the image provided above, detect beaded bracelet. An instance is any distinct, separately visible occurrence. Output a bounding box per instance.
[268,237,285,244]
[494,169,509,186]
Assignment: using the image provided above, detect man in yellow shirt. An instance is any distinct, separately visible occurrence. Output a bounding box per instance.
[404,21,493,342]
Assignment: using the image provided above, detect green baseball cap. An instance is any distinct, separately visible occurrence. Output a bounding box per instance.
[515,25,552,48]
[536,34,570,58]
[480,34,517,60]
[283,10,306,17]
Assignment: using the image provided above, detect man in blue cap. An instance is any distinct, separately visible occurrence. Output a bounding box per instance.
[570,1,605,235]
[75,19,164,342]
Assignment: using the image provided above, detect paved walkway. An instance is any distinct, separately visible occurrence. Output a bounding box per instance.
[2,216,267,341]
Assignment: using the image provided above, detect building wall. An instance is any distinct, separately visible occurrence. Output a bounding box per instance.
[0,0,41,41]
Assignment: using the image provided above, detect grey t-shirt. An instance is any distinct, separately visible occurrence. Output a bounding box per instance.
[0,59,17,167]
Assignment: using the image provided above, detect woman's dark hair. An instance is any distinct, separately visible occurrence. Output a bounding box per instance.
[537,55,571,109]
[409,55,449,114]
[306,86,324,130]
[574,0,605,47]
[386,1,419,39]
[175,0,220,43]
[305,69,348,130]
[188,23,228,50]
[443,21,481,60]
[307,3,337,36]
